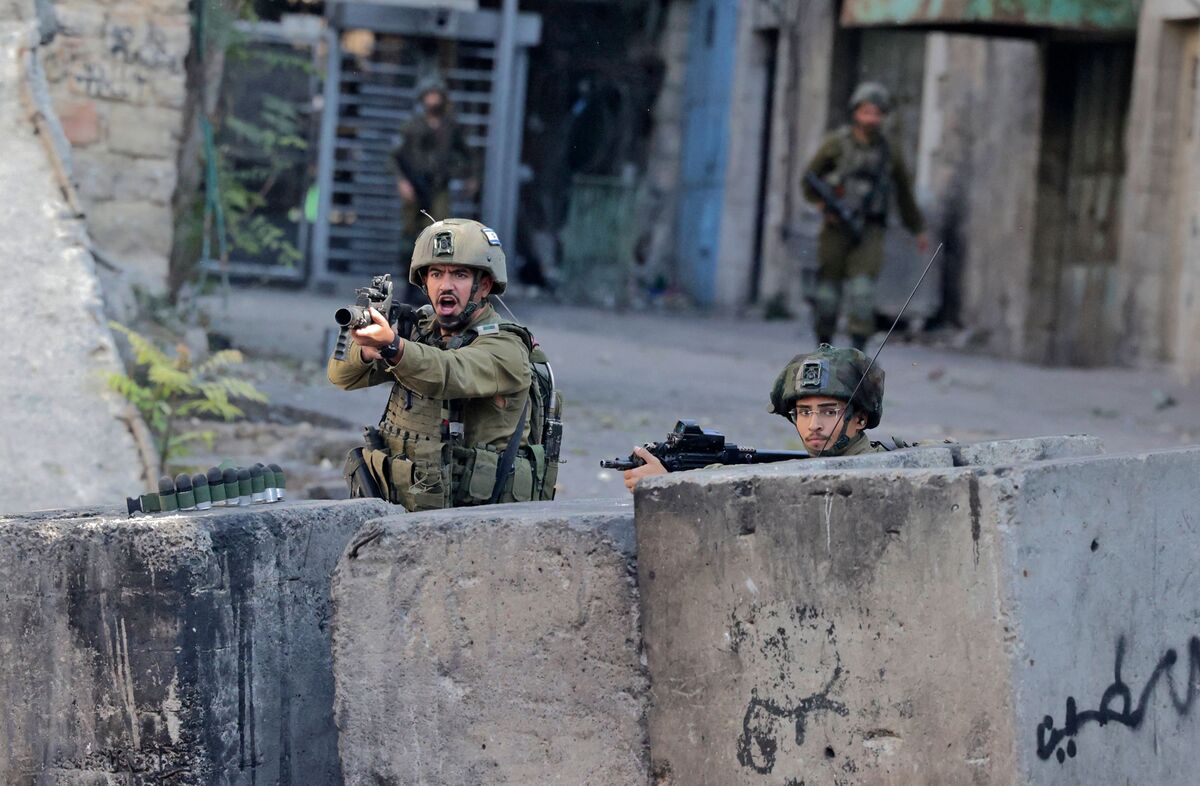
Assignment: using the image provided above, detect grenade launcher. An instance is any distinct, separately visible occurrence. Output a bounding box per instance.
[332,274,419,361]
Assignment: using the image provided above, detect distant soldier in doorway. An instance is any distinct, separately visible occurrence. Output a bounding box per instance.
[391,75,478,295]
[802,81,929,351]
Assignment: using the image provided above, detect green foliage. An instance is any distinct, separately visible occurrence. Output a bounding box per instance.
[213,59,309,269]
[182,0,312,278]
[106,323,268,474]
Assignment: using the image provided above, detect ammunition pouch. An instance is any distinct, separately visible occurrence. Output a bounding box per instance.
[343,447,384,500]
[449,445,541,506]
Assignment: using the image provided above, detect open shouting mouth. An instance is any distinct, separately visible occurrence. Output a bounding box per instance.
[436,293,460,317]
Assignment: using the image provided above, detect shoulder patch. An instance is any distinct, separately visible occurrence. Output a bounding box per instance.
[480,226,502,246]
[475,323,500,336]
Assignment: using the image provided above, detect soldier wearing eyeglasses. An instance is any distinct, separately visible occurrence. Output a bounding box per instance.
[766,343,887,457]
[622,344,886,490]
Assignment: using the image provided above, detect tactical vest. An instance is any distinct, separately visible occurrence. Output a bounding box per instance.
[354,314,554,512]
[827,127,892,222]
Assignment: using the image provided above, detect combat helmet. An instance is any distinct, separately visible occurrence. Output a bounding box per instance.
[410,218,508,294]
[768,344,885,429]
[849,81,892,114]
[415,74,448,101]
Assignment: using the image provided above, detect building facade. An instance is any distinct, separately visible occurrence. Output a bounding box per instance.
[654,0,1200,379]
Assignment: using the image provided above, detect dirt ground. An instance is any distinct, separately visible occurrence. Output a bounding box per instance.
[183,287,1200,502]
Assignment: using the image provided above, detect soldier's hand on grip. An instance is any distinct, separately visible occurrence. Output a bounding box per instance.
[623,446,667,492]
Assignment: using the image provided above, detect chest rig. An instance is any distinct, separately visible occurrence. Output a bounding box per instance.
[371,314,540,512]
[828,128,892,222]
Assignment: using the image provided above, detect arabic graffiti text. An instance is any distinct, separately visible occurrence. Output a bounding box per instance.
[1036,635,1200,764]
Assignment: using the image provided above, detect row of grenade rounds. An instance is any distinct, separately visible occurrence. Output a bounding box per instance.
[127,463,286,516]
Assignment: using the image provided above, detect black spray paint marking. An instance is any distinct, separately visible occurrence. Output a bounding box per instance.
[1036,635,1200,763]
[736,663,848,774]
[968,474,981,566]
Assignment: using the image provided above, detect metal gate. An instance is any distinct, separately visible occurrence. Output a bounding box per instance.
[311,2,540,285]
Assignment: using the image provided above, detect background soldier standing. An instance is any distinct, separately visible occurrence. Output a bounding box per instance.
[329,219,556,511]
[391,76,478,290]
[802,82,928,350]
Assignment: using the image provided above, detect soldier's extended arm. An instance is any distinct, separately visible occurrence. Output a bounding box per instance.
[890,151,925,235]
[327,342,395,390]
[386,332,530,400]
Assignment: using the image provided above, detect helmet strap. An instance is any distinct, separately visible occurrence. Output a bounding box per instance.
[819,403,855,457]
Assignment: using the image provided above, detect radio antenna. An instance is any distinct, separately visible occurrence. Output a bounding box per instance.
[818,243,944,456]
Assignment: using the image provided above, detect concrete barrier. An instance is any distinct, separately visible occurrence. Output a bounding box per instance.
[331,499,647,786]
[635,443,1198,785]
[0,499,389,785]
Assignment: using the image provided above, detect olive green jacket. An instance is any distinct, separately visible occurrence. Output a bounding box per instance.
[389,114,475,192]
[326,303,532,449]
[834,432,889,456]
[802,126,925,235]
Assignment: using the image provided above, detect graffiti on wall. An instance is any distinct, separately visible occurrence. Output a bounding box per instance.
[43,18,185,104]
[726,601,852,775]
[736,665,849,774]
[54,743,191,783]
[1036,635,1200,763]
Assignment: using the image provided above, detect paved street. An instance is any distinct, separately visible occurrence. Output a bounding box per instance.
[200,284,1200,501]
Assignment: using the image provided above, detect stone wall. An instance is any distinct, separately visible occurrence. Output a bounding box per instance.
[1118,0,1200,378]
[0,20,146,514]
[915,33,1043,353]
[0,499,389,785]
[41,0,190,284]
[330,500,648,786]
[20,432,1200,786]
[636,438,1200,784]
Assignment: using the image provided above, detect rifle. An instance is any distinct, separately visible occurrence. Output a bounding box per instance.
[803,171,863,243]
[601,420,809,472]
[394,146,435,210]
[332,274,419,361]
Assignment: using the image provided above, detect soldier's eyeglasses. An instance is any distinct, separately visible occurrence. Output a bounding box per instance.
[793,406,845,421]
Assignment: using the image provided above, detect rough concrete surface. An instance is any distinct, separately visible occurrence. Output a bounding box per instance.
[636,461,1018,785]
[635,443,1200,785]
[949,434,1103,467]
[332,499,648,786]
[998,448,1200,784]
[0,26,143,515]
[0,498,389,785]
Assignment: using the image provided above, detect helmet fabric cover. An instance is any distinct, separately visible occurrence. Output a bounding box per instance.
[849,81,893,114]
[768,343,885,429]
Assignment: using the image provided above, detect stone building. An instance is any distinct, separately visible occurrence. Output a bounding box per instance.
[649,0,1200,380]
[1119,0,1200,380]
[41,0,191,287]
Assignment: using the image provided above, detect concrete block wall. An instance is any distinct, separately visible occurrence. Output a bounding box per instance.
[15,433,1200,786]
[0,499,389,784]
[330,500,648,786]
[635,439,1200,785]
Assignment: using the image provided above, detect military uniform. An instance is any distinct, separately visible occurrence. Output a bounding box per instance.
[390,113,474,239]
[330,219,556,511]
[769,343,889,458]
[802,83,925,347]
